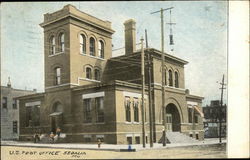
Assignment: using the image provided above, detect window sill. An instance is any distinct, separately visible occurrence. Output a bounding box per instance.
[79,53,105,61]
[79,77,101,83]
[125,121,132,124]
[49,52,64,57]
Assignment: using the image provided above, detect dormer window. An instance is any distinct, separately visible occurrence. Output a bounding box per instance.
[89,37,95,56]
[98,40,104,58]
[80,34,86,54]
[50,36,55,55]
[59,33,65,52]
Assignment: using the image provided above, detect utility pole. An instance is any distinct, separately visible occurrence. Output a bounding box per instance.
[141,37,146,148]
[219,74,226,143]
[145,29,153,147]
[151,7,173,147]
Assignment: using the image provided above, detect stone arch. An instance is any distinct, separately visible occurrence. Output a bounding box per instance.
[165,97,184,123]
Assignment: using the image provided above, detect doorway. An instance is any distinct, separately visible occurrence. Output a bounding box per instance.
[165,103,181,132]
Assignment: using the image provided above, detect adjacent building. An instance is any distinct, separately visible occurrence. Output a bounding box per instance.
[203,100,227,138]
[17,4,204,144]
[1,78,35,140]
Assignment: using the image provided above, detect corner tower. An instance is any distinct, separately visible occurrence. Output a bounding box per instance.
[40,4,115,91]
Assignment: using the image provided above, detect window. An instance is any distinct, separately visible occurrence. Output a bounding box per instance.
[80,34,86,54]
[188,108,192,123]
[96,97,104,123]
[98,40,104,58]
[25,106,32,127]
[133,98,139,122]
[86,67,92,79]
[50,36,55,55]
[135,136,140,144]
[83,99,92,123]
[13,99,17,109]
[164,68,167,85]
[89,37,95,56]
[84,136,91,143]
[194,115,198,123]
[94,69,100,81]
[127,137,132,144]
[2,97,7,109]
[13,121,17,133]
[125,97,131,122]
[59,33,65,52]
[174,71,179,88]
[33,105,40,126]
[168,70,173,86]
[25,105,40,127]
[55,67,61,85]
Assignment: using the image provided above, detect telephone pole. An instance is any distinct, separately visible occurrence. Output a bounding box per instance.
[145,29,153,147]
[141,37,146,148]
[151,7,173,147]
[219,74,226,143]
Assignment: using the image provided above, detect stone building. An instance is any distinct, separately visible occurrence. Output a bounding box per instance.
[17,4,204,144]
[203,100,227,138]
[1,78,35,140]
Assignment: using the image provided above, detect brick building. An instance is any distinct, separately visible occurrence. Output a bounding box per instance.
[203,100,227,138]
[1,78,35,140]
[17,4,204,144]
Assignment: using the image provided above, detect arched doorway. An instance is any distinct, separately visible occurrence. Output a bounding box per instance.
[49,102,63,133]
[165,103,181,132]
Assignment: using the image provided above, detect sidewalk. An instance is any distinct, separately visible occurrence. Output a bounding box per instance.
[1,138,227,151]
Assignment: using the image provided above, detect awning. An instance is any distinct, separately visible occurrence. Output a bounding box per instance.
[194,106,204,118]
[49,112,62,116]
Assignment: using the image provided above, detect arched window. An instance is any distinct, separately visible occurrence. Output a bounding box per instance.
[86,67,92,79]
[94,69,100,81]
[98,40,104,58]
[50,36,55,55]
[175,71,179,88]
[55,67,61,85]
[168,70,173,86]
[59,33,65,52]
[133,98,139,122]
[125,97,131,122]
[53,102,63,112]
[80,34,86,54]
[89,37,95,56]
[164,68,167,85]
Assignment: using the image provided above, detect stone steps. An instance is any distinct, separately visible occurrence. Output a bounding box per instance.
[166,132,198,144]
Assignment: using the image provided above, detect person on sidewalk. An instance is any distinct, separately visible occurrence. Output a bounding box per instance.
[56,127,61,137]
[97,139,102,148]
[49,132,55,143]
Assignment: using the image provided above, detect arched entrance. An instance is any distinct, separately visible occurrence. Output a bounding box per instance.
[49,102,63,133]
[165,103,181,132]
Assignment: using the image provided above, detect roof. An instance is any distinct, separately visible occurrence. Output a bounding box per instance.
[111,48,188,66]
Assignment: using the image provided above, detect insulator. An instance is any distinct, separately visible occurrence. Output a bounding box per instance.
[169,34,174,45]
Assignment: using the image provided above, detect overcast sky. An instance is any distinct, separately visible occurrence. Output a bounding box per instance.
[1,1,227,106]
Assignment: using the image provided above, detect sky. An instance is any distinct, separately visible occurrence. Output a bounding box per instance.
[0,1,228,106]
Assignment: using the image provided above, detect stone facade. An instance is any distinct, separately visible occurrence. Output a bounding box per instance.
[1,82,35,140]
[17,4,204,144]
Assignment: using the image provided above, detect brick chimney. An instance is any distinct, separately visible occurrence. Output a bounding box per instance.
[124,19,136,55]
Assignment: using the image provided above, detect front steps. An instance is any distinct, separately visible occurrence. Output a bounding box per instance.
[159,132,199,144]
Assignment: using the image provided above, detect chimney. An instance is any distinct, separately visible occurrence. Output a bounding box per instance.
[124,19,136,55]
[7,77,11,88]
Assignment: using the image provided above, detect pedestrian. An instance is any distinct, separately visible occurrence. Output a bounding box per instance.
[34,133,39,143]
[97,139,102,148]
[49,132,55,143]
[56,127,61,137]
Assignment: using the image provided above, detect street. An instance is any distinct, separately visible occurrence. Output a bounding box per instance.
[1,143,226,159]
